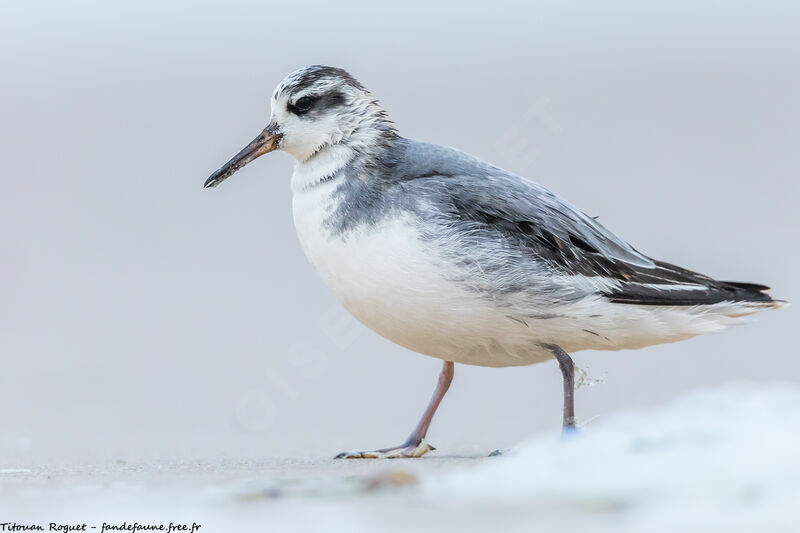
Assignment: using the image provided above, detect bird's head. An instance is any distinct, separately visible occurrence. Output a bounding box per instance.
[204,65,394,188]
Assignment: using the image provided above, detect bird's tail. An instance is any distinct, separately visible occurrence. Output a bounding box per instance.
[717,281,787,311]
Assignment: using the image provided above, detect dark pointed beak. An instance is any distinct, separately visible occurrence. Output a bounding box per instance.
[204,123,283,188]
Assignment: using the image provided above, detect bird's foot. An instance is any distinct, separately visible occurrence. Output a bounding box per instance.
[334,439,434,459]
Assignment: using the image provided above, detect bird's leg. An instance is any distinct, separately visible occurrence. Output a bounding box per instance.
[543,343,576,430]
[335,361,454,459]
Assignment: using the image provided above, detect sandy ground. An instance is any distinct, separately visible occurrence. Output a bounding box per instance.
[2,455,494,533]
[3,383,799,533]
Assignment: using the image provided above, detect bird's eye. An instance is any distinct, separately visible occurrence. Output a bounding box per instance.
[292,96,316,114]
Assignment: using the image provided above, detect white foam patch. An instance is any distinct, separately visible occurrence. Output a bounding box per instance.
[426,383,800,531]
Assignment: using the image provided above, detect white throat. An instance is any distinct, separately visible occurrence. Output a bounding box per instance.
[290,142,354,193]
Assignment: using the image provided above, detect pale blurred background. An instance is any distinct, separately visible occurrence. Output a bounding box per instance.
[0,0,797,466]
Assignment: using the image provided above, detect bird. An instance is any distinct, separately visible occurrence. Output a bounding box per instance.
[204,65,784,459]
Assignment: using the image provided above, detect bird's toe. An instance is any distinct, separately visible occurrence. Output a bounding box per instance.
[333,439,434,459]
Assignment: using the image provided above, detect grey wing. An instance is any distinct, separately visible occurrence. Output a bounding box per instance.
[427,174,774,305]
[392,141,774,306]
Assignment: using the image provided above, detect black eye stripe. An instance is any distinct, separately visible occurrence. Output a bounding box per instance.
[287,91,346,116]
